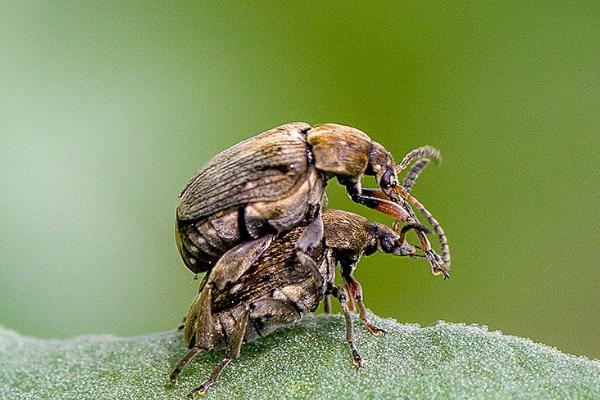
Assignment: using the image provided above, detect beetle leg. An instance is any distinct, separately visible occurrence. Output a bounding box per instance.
[250,298,303,335]
[320,249,337,313]
[346,288,356,312]
[295,208,325,288]
[170,347,203,385]
[187,307,250,398]
[390,185,451,276]
[172,281,217,385]
[183,283,216,350]
[344,276,387,336]
[209,235,274,291]
[361,186,422,233]
[363,186,451,278]
[347,183,412,222]
[332,286,364,368]
[399,208,447,278]
[323,294,332,313]
[296,250,325,290]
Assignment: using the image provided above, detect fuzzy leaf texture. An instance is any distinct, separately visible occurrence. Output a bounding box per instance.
[1,313,599,399]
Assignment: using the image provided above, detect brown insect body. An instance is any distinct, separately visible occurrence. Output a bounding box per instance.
[182,226,329,352]
[176,122,411,275]
[171,209,421,397]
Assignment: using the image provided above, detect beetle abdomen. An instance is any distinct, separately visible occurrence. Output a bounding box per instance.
[176,208,243,274]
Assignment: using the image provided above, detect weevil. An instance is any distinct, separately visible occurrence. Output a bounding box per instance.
[170,209,431,397]
[325,148,447,314]
[175,123,449,281]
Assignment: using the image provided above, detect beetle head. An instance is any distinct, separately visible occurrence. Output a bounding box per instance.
[366,141,398,189]
[370,222,417,257]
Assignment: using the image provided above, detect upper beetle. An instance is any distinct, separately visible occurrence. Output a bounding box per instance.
[175,122,445,278]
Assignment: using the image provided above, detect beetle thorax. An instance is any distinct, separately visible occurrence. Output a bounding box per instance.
[306,124,372,179]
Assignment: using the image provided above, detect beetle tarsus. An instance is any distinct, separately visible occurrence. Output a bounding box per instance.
[188,358,232,398]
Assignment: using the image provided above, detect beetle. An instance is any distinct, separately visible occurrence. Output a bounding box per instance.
[326,148,448,314]
[175,122,449,281]
[170,209,431,397]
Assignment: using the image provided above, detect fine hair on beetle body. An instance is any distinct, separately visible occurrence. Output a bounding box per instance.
[175,122,449,287]
[170,209,430,397]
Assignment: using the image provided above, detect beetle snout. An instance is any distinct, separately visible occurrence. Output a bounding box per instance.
[379,168,398,189]
[391,240,417,257]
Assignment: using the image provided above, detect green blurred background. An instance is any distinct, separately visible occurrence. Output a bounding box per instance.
[1,2,598,359]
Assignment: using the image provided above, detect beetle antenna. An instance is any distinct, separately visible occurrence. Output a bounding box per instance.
[398,222,430,245]
[392,186,451,269]
[395,146,441,175]
[402,158,431,192]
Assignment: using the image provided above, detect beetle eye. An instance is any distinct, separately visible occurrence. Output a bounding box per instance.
[381,169,397,188]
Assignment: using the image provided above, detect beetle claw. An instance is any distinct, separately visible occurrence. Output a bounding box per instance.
[432,264,450,279]
[188,382,210,398]
[367,325,387,336]
[353,358,365,368]
[351,349,365,368]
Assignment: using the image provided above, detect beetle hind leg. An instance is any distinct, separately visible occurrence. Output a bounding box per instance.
[187,307,251,398]
[170,347,203,385]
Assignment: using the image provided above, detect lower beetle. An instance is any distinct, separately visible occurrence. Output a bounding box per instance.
[170,209,433,397]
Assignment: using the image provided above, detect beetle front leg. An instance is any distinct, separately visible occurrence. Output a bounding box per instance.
[344,276,387,336]
[346,183,412,222]
[361,186,449,278]
[187,307,250,398]
[332,286,364,368]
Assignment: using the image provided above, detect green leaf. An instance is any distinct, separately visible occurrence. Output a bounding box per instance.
[1,313,598,399]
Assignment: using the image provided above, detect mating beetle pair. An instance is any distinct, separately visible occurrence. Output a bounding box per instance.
[176,122,449,279]
[171,123,450,397]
